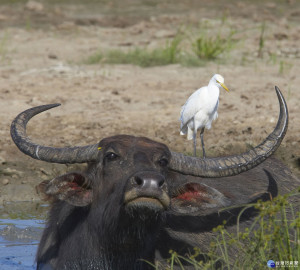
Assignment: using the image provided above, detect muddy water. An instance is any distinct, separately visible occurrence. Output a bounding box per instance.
[0,202,47,270]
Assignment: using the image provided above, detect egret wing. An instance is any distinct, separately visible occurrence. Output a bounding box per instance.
[180,88,205,129]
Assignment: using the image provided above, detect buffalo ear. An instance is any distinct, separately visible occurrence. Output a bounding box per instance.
[171,183,231,214]
[36,172,92,206]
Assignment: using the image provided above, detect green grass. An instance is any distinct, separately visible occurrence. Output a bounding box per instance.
[0,201,49,221]
[279,60,293,75]
[154,188,300,269]
[191,30,236,60]
[85,27,237,67]
[257,22,266,58]
[86,35,182,67]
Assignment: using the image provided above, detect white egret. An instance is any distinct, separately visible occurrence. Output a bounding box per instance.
[180,74,229,158]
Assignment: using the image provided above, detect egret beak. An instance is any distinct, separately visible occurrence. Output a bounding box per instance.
[217,80,229,92]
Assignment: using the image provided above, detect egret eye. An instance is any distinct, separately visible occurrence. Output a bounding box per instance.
[158,158,169,167]
[105,152,118,161]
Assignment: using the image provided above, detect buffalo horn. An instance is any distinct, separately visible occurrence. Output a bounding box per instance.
[169,86,288,177]
[10,104,99,164]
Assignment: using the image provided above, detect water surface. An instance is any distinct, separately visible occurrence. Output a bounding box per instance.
[0,202,47,270]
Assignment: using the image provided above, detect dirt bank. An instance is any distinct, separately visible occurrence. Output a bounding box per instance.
[0,0,299,203]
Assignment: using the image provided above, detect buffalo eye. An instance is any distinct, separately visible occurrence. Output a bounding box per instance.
[105,152,119,162]
[158,158,169,167]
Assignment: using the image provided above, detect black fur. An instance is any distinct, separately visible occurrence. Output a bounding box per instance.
[36,136,300,270]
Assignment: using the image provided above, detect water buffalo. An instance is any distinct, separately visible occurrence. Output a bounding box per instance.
[10,87,299,269]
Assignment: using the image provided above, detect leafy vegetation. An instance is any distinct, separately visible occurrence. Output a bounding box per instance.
[257,22,266,58]
[84,15,296,77]
[86,35,182,67]
[153,188,300,269]
[85,26,237,67]
[191,30,236,60]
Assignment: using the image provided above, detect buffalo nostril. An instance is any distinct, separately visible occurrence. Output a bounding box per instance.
[135,176,144,186]
[158,179,165,187]
[133,174,166,189]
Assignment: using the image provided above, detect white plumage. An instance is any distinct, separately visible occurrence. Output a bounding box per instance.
[180,74,229,157]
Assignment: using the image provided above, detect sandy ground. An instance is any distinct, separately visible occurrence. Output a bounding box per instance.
[0,1,299,203]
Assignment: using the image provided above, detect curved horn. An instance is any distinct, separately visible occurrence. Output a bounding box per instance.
[169,86,288,177]
[10,104,99,164]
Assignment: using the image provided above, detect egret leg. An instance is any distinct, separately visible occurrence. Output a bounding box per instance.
[200,127,206,159]
[193,118,197,157]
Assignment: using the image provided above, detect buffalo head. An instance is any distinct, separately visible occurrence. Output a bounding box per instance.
[10,86,290,269]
